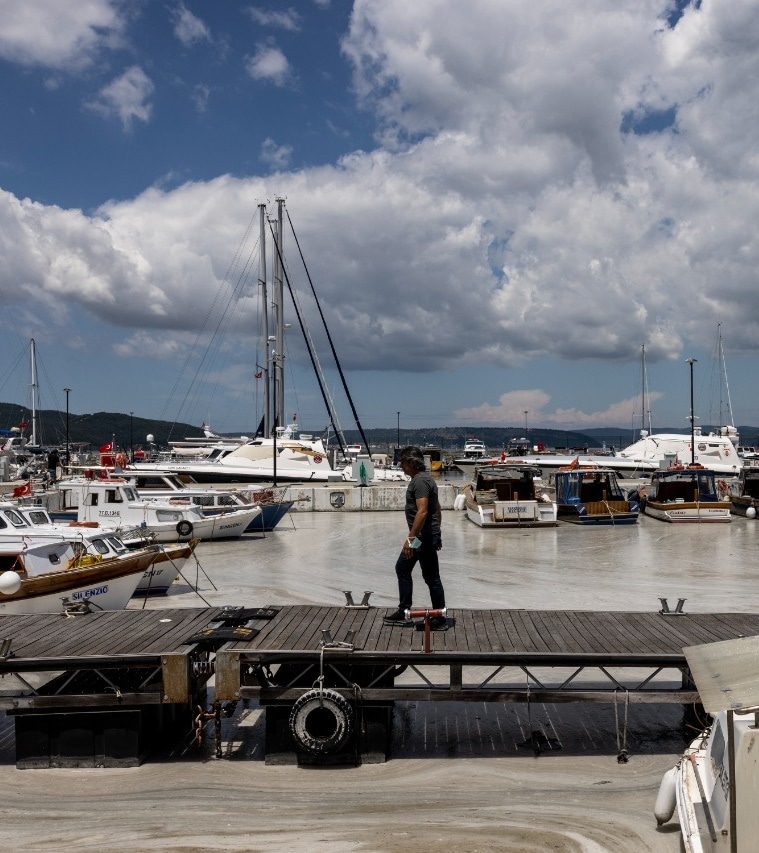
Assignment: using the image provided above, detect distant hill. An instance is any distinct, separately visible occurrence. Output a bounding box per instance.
[1,400,755,452]
[0,402,205,451]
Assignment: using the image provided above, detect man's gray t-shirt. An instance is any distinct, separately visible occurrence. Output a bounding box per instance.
[405,471,441,536]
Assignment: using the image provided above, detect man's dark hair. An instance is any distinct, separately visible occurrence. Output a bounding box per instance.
[400,445,425,471]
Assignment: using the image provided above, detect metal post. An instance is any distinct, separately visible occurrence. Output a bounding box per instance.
[686,358,697,465]
[397,411,400,449]
[64,387,71,470]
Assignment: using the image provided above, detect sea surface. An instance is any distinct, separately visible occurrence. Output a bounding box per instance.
[4,502,752,850]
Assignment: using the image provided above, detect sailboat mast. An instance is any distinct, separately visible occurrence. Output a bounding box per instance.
[30,338,38,446]
[718,325,734,428]
[274,197,285,430]
[259,203,270,437]
[641,344,645,435]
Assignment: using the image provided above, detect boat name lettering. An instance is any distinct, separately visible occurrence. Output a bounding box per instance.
[505,506,527,514]
[98,511,121,517]
[72,585,108,600]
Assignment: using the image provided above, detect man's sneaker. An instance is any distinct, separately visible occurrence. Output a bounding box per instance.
[383,609,410,624]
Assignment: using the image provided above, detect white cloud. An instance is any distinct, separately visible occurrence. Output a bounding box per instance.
[260,138,293,170]
[4,1,759,426]
[0,0,124,70]
[85,66,155,130]
[245,42,293,87]
[172,3,211,47]
[247,7,302,32]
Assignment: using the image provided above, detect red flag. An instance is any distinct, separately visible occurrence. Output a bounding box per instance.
[12,481,32,497]
[99,441,113,452]
[568,456,580,469]
[254,371,262,378]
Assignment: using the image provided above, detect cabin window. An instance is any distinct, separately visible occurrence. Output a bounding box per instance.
[87,494,99,506]
[0,517,7,529]
[218,495,236,506]
[194,495,214,507]
[105,489,123,504]
[156,510,183,522]
[3,510,26,527]
[105,536,126,553]
[123,487,137,501]
[47,553,60,565]
[27,510,50,524]
[90,538,110,555]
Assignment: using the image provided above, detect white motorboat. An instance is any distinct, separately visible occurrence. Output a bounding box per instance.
[453,438,489,471]
[655,634,759,852]
[729,466,759,518]
[460,464,557,528]
[51,477,261,541]
[131,422,334,483]
[643,466,731,523]
[0,502,194,594]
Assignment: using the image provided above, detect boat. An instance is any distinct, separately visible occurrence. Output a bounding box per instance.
[59,477,261,541]
[461,464,557,528]
[655,633,759,852]
[453,438,489,472]
[0,536,159,614]
[642,466,731,523]
[0,501,194,594]
[130,421,335,483]
[730,466,759,518]
[551,467,640,524]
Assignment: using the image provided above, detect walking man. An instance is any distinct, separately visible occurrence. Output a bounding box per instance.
[384,446,447,629]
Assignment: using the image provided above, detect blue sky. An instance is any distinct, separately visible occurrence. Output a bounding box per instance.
[1,0,758,442]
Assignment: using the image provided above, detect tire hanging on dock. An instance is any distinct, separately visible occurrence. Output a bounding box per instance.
[288,688,354,754]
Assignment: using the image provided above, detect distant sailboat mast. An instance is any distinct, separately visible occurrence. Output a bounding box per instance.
[640,343,652,437]
[30,338,38,447]
[717,323,735,429]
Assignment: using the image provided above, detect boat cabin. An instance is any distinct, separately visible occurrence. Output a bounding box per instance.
[472,465,540,502]
[649,468,719,503]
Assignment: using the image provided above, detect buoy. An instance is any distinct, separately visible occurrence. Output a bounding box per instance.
[654,765,678,826]
[453,494,466,511]
[289,688,354,755]
[747,506,756,519]
[0,570,22,595]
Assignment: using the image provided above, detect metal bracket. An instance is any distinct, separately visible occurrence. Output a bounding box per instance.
[320,628,355,649]
[659,597,687,615]
[0,638,11,661]
[343,590,373,608]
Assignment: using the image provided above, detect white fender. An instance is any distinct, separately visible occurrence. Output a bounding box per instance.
[453,493,466,511]
[747,506,756,519]
[654,765,677,826]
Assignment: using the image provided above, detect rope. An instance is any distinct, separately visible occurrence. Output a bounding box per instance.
[614,689,630,762]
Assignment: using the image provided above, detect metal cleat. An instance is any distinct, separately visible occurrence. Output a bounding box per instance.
[342,590,373,608]
[659,597,687,615]
[320,628,355,650]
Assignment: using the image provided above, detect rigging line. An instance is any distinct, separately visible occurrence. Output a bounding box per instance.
[174,243,259,427]
[160,207,260,431]
[286,209,371,456]
[267,219,345,456]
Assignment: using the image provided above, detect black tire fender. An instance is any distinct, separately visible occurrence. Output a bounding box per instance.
[288,688,354,754]
[176,520,193,537]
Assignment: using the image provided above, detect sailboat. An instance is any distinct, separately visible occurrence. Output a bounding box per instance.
[133,201,338,484]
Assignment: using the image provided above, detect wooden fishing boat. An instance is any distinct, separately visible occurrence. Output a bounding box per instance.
[643,466,731,523]
[552,467,639,524]
[461,464,557,528]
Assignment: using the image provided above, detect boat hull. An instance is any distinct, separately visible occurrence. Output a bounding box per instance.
[464,498,557,528]
[644,501,731,523]
[0,549,156,614]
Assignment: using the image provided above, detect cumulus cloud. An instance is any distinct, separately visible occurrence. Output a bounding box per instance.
[172,3,211,47]
[245,42,294,86]
[85,66,155,129]
[3,0,759,426]
[0,0,124,70]
[455,390,665,427]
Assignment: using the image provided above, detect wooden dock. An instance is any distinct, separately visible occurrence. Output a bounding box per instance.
[2,604,759,766]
